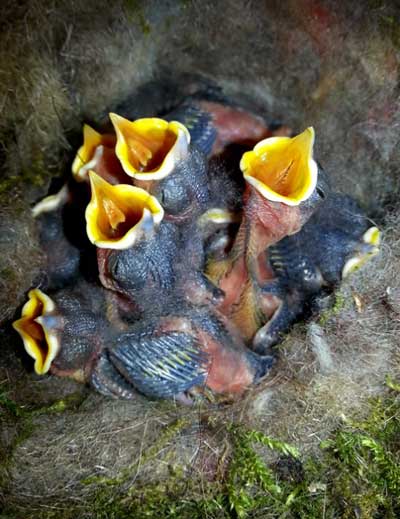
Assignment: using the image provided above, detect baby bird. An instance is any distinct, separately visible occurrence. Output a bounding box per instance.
[12,282,274,402]
[31,185,81,290]
[252,193,380,353]
[12,282,109,381]
[72,124,129,185]
[84,171,172,309]
[85,170,221,315]
[108,114,215,226]
[208,128,328,342]
[163,97,285,157]
[91,302,274,402]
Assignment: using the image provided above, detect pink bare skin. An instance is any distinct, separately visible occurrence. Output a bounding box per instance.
[159,314,260,396]
[198,100,291,155]
[214,186,304,340]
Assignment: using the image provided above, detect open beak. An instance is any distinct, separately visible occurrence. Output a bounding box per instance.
[12,289,61,375]
[240,127,318,206]
[109,114,190,180]
[85,171,164,249]
[342,226,381,278]
[72,124,116,182]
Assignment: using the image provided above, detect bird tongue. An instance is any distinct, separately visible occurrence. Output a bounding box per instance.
[102,197,126,231]
[126,136,153,169]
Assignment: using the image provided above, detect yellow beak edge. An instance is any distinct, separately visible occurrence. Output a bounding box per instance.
[342,226,381,278]
[110,114,190,181]
[85,171,164,250]
[240,127,318,206]
[12,289,60,375]
[72,124,116,182]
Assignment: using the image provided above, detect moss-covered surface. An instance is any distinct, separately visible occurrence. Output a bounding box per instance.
[318,292,348,326]
[0,388,88,478]
[1,380,399,518]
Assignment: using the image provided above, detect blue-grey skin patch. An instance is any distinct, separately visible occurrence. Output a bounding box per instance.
[109,331,208,399]
[90,303,275,400]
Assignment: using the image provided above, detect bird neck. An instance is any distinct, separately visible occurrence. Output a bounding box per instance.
[244,187,302,259]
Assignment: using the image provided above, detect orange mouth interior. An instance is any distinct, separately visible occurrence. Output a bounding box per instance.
[248,142,309,196]
[119,120,177,172]
[110,114,188,178]
[96,187,147,240]
[240,128,317,205]
[72,124,116,180]
[86,172,163,247]
[12,289,57,374]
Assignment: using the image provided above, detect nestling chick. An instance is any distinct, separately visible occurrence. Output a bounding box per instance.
[32,185,81,290]
[91,303,274,402]
[12,282,109,381]
[252,194,381,353]
[72,124,130,185]
[109,114,214,223]
[209,128,328,342]
[12,280,273,402]
[163,97,286,157]
[85,171,219,312]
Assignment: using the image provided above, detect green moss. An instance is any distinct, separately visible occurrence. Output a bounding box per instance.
[0,391,36,489]
[2,381,399,518]
[30,391,88,415]
[0,387,89,504]
[225,426,300,518]
[0,389,87,468]
[82,381,400,519]
[0,140,54,206]
[0,387,86,418]
[318,291,347,325]
[0,166,47,201]
[386,374,400,392]
[0,267,18,283]
[123,0,151,34]
[0,391,27,417]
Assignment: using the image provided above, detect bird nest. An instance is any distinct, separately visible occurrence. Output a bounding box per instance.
[0,1,399,517]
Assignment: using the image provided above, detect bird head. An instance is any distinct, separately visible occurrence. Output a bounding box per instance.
[12,289,62,375]
[109,113,190,181]
[85,171,164,250]
[240,127,318,206]
[72,124,117,182]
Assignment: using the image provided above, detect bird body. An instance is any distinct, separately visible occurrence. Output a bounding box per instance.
[12,283,108,381]
[92,305,274,400]
[252,193,380,353]
[209,129,327,342]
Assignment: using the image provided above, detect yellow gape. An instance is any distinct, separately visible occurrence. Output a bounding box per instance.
[110,114,190,180]
[342,226,381,278]
[85,171,164,250]
[12,289,60,375]
[240,127,318,206]
[72,124,116,182]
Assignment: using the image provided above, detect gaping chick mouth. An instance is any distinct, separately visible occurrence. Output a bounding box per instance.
[85,171,164,249]
[240,127,318,206]
[12,289,60,375]
[72,124,117,182]
[110,114,190,180]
